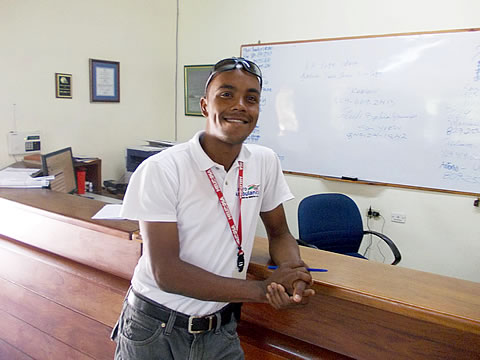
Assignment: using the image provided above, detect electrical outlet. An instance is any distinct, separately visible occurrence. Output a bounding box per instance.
[391,212,406,223]
[367,207,381,218]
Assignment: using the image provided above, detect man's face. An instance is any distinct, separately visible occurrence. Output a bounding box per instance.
[200,69,260,146]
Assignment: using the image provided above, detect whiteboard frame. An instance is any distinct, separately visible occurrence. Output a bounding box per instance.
[241,28,480,197]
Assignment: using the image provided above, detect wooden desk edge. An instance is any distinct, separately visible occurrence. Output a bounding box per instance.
[0,193,137,240]
[249,238,480,335]
[118,232,480,333]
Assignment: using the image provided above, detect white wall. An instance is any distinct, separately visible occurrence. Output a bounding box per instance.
[176,0,480,282]
[0,0,177,180]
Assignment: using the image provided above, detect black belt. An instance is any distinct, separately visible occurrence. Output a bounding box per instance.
[127,289,242,334]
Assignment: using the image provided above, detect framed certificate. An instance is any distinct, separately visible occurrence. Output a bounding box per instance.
[89,59,120,102]
[55,73,72,99]
[184,65,213,116]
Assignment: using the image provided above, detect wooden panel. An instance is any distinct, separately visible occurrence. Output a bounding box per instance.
[0,235,130,294]
[0,338,34,360]
[0,197,140,279]
[0,239,127,327]
[240,342,289,360]
[246,238,480,359]
[242,293,479,360]
[0,278,115,360]
[0,236,126,359]
[0,309,93,360]
[250,237,480,332]
[238,321,351,360]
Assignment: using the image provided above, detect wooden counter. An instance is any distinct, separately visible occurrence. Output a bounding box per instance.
[1,188,479,359]
[0,235,129,360]
[0,188,140,280]
[244,238,480,359]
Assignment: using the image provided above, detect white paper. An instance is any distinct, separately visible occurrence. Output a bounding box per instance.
[92,204,124,220]
[0,167,52,188]
[96,67,115,96]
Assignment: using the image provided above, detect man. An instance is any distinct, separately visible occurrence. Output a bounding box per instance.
[112,57,315,359]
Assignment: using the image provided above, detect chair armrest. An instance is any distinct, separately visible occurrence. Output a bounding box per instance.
[296,238,318,249]
[364,230,402,265]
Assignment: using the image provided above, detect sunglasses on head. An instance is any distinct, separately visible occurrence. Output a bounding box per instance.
[205,57,263,92]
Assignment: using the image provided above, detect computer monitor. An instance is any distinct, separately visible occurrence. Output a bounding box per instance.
[41,147,77,194]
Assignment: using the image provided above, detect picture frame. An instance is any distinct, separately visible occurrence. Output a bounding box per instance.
[55,73,72,99]
[184,64,213,116]
[89,59,120,102]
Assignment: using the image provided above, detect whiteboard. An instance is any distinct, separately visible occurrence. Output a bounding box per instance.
[241,30,480,195]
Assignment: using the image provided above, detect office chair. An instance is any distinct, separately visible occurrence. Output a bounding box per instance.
[297,193,401,265]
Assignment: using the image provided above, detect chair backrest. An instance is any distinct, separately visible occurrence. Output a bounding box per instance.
[298,193,364,254]
[42,147,77,194]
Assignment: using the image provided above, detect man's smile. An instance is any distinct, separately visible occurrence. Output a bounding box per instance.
[224,116,249,124]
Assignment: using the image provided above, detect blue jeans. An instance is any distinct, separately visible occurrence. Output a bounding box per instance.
[111,300,244,360]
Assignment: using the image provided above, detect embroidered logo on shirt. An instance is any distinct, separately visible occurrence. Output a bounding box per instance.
[238,184,260,199]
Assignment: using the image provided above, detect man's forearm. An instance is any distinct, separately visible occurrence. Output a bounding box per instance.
[268,233,303,265]
[151,257,267,304]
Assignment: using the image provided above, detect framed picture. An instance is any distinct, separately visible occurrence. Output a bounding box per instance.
[89,59,120,102]
[184,64,213,116]
[55,73,72,99]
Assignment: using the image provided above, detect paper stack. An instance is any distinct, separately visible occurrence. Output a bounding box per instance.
[0,167,54,188]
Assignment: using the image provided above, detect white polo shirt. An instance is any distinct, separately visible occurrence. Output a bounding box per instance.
[120,131,293,316]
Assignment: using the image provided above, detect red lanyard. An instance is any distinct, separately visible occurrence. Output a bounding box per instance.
[206,161,245,272]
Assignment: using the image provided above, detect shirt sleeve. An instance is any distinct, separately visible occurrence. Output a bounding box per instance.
[120,157,178,222]
[260,149,294,213]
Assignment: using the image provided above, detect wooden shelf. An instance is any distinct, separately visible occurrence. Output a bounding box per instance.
[74,159,102,192]
[21,154,102,193]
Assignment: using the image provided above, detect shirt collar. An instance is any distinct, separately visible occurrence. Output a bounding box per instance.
[190,131,251,171]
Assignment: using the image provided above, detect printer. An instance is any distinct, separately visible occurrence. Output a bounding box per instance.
[104,141,175,195]
[126,140,175,181]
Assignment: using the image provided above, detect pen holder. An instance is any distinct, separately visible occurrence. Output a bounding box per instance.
[76,168,86,195]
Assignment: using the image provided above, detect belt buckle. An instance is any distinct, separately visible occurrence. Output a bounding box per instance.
[188,315,214,334]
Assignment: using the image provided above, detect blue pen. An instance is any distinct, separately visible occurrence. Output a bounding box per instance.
[268,265,328,272]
